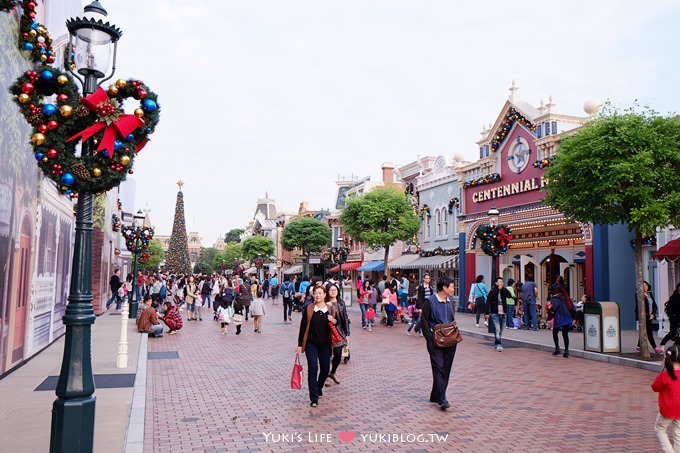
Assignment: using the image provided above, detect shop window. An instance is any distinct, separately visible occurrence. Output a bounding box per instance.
[435,210,441,237]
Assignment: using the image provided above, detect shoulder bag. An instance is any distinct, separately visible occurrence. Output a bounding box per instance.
[290,353,303,390]
[432,300,462,348]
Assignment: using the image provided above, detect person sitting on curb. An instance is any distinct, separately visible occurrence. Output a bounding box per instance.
[137,295,163,337]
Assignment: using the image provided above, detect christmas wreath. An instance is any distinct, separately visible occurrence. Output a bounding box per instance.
[121,226,154,253]
[447,197,460,214]
[419,204,431,219]
[1,1,55,65]
[10,70,160,195]
[474,224,512,257]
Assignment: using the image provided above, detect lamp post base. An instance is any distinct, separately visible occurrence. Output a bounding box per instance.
[50,396,96,453]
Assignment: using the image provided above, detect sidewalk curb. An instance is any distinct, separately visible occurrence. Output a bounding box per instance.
[460,327,663,373]
[124,333,148,453]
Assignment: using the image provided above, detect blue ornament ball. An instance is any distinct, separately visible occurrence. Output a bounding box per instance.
[35,152,45,161]
[141,99,157,112]
[60,172,75,186]
[100,150,109,158]
[24,42,34,51]
[42,104,57,116]
[41,70,54,80]
[31,21,39,30]
[114,140,123,151]
[126,134,134,142]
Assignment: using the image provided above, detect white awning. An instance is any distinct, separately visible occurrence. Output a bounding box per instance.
[283,265,303,275]
[400,255,458,270]
[244,266,258,274]
[388,254,421,268]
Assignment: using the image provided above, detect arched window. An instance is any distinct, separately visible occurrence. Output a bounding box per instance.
[425,215,431,240]
[435,209,441,237]
[442,209,448,237]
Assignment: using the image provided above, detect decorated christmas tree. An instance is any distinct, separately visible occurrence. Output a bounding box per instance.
[165,180,192,274]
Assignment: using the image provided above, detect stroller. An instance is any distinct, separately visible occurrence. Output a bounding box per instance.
[292,294,304,312]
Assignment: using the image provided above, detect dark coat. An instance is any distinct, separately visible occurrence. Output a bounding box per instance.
[416,283,435,310]
[485,286,512,315]
[634,291,657,321]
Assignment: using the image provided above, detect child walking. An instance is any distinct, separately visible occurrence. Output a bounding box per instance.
[406,300,420,336]
[652,344,680,453]
[232,296,244,335]
[366,306,376,332]
[216,299,232,336]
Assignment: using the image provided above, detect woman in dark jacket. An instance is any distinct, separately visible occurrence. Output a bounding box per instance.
[418,276,457,411]
[325,283,349,385]
[660,283,680,348]
[240,280,253,321]
[550,285,573,357]
[297,285,334,407]
[635,280,661,354]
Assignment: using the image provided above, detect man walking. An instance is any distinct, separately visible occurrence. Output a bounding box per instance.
[485,277,511,351]
[281,276,295,322]
[521,277,539,331]
[106,269,122,310]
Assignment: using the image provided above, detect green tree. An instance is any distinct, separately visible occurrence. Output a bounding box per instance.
[214,242,243,269]
[143,239,165,272]
[543,104,680,358]
[193,247,219,274]
[341,186,420,273]
[242,235,275,261]
[281,217,332,275]
[225,228,245,244]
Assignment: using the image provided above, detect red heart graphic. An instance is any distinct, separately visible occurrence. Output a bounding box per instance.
[338,431,356,443]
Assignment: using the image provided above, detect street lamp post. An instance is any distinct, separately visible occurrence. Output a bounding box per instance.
[51,2,122,452]
[328,239,349,300]
[255,254,264,283]
[487,206,500,282]
[128,210,146,318]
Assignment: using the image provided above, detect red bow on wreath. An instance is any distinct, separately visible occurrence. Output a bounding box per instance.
[66,88,144,157]
[496,226,512,248]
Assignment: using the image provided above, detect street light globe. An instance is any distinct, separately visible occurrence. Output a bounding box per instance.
[488,206,500,227]
[66,0,122,78]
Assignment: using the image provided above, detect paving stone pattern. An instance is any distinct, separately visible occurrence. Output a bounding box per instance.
[145,304,661,453]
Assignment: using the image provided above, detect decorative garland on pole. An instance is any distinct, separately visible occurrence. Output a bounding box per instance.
[4,2,161,197]
[474,224,513,257]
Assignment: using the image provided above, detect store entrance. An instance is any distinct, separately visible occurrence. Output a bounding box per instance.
[542,253,568,298]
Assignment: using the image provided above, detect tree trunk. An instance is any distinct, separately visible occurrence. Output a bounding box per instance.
[635,230,650,359]
[383,245,390,277]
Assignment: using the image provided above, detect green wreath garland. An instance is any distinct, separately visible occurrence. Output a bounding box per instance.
[1,1,55,65]
[474,224,512,257]
[10,69,160,196]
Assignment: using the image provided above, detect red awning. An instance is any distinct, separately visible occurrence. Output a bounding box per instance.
[653,238,680,262]
[329,261,362,272]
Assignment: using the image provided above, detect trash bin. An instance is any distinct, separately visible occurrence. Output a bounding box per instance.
[583,301,621,353]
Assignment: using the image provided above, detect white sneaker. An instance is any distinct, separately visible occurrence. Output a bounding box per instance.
[484,320,488,327]
[475,323,480,327]
[406,331,412,336]
[496,345,503,352]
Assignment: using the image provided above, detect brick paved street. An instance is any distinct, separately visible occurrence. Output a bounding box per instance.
[144,303,660,453]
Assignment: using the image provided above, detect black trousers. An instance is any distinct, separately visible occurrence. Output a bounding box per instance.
[283,297,293,321]
[426,340,457,405]
[552,325,570,350]
[330,345,343,375]
[304,343,331,403]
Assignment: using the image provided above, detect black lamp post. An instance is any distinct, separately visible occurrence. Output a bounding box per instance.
[488,206,500,282]
[255,253,264,282]
[51,2,121,452]
[128,209,146,319]
[328,239,349,298]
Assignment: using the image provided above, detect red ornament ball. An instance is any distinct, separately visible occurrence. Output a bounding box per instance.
[47,149,58,159]
[21,82,34,94]
[57,94,68,102]
[47,120,58,130]
[38,124,48,133]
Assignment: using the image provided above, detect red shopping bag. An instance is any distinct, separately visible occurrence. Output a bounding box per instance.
[290,353,303,390]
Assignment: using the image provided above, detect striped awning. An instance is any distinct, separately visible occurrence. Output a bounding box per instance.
[400,255,458,270]
[283,265,303,275]
[388,254,420,268]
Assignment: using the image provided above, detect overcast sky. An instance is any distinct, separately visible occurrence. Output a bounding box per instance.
[97,0,679,246]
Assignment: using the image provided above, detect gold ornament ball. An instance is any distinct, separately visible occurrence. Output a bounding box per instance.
[116,79,127,89]
[108,85,119,95]
[93,168,102,177]
[29,29,37,38]
[32,133,46,145]
[120,155,131,166]
[37,26,46,34]
[18,94,30,103]
[42,157,49,163]
[59,105,73,117]
[57,75,68,85]
[40,55,47,62]
[134,108,144,118]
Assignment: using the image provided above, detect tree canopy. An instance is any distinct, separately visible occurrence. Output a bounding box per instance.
[341,186,420,272]
[144,239,165,272]
[214,242,243,270]
[241,235,275,261]
[225,228,244,244]
[280,217,331,257]
[543,104,680,358]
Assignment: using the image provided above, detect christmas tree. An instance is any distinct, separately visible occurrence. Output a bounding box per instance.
[165,180,192,275]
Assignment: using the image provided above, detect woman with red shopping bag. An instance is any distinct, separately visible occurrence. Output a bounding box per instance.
[296,285,334,407]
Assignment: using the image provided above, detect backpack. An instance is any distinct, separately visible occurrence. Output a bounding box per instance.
[159,284,166,300]
[283,282,293,299]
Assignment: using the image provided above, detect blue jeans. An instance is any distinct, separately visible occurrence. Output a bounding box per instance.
[148,324,163,337]
[359,303,367,327]
[304,343,331,403]
[399,292,408,308]
[506,305,516,327]
[524,301,538,330]
[407,315,420,333]
[490,314,506,345]
[386,309,395,326]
